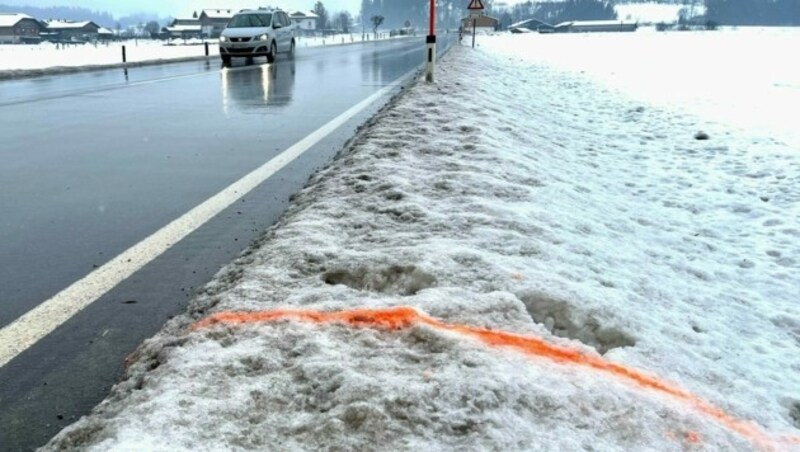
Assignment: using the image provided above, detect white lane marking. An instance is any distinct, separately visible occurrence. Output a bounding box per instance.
[126,72,211,87]
[0,65,419,368]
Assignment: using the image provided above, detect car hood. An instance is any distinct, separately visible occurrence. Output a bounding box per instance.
[222,27,270,38]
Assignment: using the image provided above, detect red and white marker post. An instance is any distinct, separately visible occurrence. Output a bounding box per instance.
[425,0,436,83]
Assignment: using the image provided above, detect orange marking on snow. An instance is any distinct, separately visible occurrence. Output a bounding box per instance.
[685,431,701,444]
[191,307,800,450]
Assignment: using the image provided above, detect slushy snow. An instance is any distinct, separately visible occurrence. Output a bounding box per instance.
[44,30,800,451]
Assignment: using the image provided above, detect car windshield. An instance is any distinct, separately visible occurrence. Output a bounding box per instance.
[227,13,272,28]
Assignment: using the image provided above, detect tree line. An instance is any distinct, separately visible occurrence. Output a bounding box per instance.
[358,0,617,31]
[495,0,616,27]
[706,0,799,26]
[0,4,115,27]
[319,0,622,33]
[0,4,169,30]
[359,0,476,32]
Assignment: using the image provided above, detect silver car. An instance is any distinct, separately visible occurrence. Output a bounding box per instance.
[219,9,295,65]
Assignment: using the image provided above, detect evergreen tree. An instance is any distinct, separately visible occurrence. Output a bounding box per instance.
[313,1,330,29]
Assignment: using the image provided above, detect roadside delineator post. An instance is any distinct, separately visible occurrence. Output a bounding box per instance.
[472,17,477,48]
[121,45,127,63]
[425,0,436,83]
[204,41,209,57]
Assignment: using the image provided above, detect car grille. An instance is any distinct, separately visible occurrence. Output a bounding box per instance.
[229,37,251,43]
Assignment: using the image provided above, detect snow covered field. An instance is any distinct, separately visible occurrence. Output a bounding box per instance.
[488,27,800,149]
[45,29,800,450]
[0,33,407,78]
[0,40,219,76]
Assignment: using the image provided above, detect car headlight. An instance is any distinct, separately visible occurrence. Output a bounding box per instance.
[257,34,268,41]
[219,36,228,42]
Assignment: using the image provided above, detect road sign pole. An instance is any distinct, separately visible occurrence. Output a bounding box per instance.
[467,0,484,49]
[426,0,436,83]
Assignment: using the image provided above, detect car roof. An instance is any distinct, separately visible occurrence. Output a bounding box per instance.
[235,8,283,15]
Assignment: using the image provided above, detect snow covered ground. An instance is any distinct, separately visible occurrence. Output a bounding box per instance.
[488,27,800,150]
[0,33,408,78]
[45,29,800,450]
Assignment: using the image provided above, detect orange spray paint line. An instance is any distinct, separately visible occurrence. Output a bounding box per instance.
[191,306,800,450]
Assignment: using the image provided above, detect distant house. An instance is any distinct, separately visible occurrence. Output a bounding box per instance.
[97,26,114,41]
[44,20,101,42]
[0,13,45,44]
[166,17,202,39]
[289,11,319,34]
[199,9,234,38]
[461,15,500,33]
[509,18,554,33]
[554,20,638,33]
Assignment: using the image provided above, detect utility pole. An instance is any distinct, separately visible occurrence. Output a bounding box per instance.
[425,0,436,83]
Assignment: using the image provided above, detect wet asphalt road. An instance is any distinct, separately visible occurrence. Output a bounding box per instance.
[0,36,452,450]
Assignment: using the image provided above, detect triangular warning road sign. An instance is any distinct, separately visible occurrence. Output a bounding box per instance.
[467,0,485,10]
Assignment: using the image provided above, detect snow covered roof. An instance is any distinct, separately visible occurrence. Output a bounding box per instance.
[97,27,113,34]
[171,17,201,25]
[0,13,35,27]
[509,18,553,29]
[555,20,637,27]
[289,11,319,19]
[45,20,99,30]
[166,25,202,32]
[201,9,234,19]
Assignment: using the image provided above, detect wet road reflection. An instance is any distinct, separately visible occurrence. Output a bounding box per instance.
[221,61,296,112]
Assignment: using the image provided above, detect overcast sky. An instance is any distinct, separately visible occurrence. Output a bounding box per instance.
[5,1,363,17]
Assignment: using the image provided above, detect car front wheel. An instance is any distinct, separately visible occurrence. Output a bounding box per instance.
[266,41,277,63]
[221,55,231,65]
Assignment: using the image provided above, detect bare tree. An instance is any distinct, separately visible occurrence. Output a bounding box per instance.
[370,15,384,38]
[144,20,160,38]
[333,11,353,33]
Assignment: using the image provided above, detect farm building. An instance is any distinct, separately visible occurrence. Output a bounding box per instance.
[554,20,638,33]
[461,15,500,33]
[509,18,555,32]
[289,11,319,34]
[166,18,202,39]
[0,13,44,44]
[44,20,101,42]
[199,9,234,38]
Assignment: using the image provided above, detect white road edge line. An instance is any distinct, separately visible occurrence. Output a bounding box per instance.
[0,66,419,369]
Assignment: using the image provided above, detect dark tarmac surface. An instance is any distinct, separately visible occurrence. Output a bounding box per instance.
[0,36,452,450]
